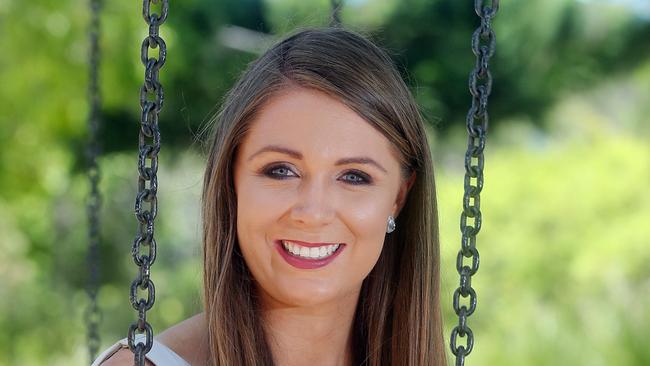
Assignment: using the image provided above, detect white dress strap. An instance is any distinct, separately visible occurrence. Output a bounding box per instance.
[90,334,191,366]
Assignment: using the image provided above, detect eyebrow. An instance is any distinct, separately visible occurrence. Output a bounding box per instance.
[247,145,388,173]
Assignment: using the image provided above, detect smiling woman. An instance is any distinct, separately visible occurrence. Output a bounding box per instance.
[94,27,445,366]
[233,86,411,313]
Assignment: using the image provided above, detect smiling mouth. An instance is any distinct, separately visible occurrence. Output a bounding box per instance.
[279,240,344,260]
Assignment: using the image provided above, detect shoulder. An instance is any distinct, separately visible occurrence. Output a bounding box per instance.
[157,312,210,365]
[99,348,155,366]
[96,312,208,366]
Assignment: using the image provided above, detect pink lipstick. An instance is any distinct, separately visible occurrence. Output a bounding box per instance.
[275,240,345,269]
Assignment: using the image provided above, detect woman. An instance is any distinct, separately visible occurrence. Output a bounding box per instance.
[94,27,446,366]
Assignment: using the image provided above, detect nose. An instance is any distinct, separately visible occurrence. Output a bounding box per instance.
[289,177,335,227]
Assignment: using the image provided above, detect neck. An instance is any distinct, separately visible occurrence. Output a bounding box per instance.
[258,286,361,366]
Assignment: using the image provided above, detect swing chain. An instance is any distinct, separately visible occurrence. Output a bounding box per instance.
[450,1,498,365]
[85,0,103,363]
[128,1,168,365]
[329,0,343,27]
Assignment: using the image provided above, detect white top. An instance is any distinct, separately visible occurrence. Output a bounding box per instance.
[91,334,191,366]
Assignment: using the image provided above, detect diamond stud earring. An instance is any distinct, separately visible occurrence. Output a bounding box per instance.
[386,215,396,233]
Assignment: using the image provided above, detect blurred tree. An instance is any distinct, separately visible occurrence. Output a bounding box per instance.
[377,0,650,132]
[82,0,270,160]
[0,0,649,364]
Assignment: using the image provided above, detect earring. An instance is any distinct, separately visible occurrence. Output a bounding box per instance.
[386,215,396,233]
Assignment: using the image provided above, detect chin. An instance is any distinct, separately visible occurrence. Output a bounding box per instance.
[291,278,365,309]
[274,278,343,307]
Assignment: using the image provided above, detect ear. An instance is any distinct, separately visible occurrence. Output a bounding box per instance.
[392,171,416,217]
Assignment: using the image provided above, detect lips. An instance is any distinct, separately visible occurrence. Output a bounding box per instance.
[274,240,345,269]
[278,239,343,247]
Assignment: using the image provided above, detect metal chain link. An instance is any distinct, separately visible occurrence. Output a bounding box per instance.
[330,0,342,27]
[128,1,168,365]
[85,0,102,363]
[449,1,498,365]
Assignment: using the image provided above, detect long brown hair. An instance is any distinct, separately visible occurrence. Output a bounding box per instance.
[201,27,446,366]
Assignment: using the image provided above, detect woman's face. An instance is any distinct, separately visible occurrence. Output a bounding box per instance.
[233,86,412,308]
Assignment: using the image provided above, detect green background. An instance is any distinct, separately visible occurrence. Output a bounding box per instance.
[0,0,648,364]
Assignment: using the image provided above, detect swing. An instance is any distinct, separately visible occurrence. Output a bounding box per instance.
[85,1,499,365]
[85,0,102,364]
[449,1,499,365]
[84,0,168,364]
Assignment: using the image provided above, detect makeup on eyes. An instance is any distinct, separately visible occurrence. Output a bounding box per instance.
[258,162,374,185]
[247,145,388,174]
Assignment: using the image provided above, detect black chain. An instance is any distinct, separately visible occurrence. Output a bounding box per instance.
[127,1,168,365]
[85,0,102,363]
[449,1,498,365]
[330,0,342,27]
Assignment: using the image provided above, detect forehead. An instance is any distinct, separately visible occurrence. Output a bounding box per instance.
[240,87,398,164]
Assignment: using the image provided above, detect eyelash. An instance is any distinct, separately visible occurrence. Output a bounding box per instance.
[261,163,372,185]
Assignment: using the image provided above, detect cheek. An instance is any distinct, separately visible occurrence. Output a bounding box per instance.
[234,179,290,274]
[340,191,392,233]
[338,193,393,267]
[235,178,287,283]
[235,176,291,250]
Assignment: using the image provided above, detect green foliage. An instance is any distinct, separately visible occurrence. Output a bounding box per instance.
[378,0,650,132]
[0,0,649,365]
[437,129,650,365]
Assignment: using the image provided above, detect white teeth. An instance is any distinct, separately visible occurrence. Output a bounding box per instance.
[282,240,341,259]
[300,246,310,257]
